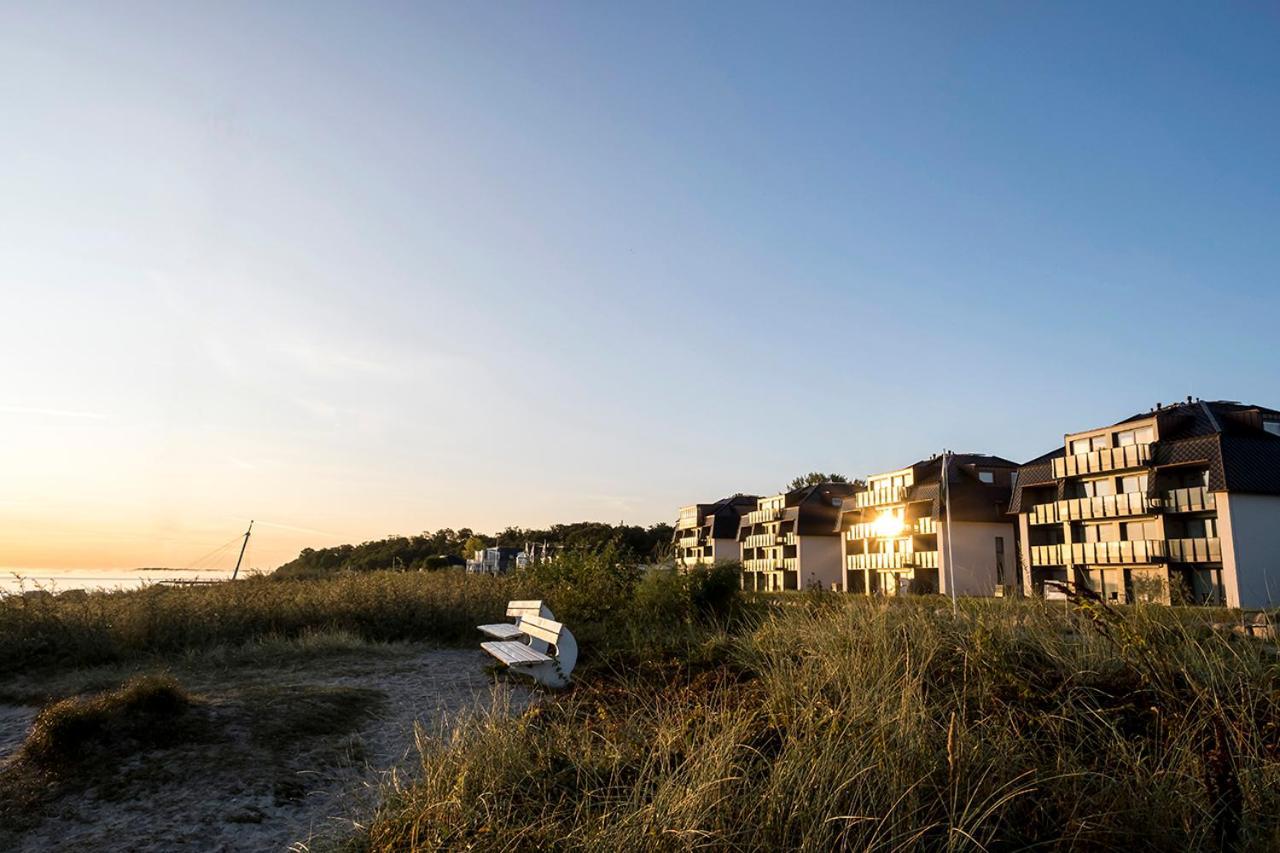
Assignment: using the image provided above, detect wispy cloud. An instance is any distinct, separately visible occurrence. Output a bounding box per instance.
[0,406,108,420]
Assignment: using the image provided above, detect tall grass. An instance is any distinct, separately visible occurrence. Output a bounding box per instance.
[0,570,514,676]
[359,596,1280,851]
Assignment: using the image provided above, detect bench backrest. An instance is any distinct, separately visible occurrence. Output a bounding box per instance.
[518,613,564,648]
[506,600,545,619]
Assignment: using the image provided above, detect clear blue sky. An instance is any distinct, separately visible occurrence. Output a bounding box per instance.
[2,2,1278,568]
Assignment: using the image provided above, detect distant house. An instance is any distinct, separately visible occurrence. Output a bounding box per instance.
[466,547,522,575]
[738,483,858,591]
[672,495,758,570]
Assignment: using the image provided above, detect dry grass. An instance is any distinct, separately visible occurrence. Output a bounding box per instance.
[0,570,514,676]
[357,596,1280,851]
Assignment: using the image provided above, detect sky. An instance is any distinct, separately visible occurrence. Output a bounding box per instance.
[2,2,1278,571]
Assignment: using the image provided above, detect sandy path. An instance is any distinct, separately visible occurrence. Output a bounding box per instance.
[0,647,532,852]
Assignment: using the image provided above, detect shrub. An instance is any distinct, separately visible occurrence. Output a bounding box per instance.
[20,675,194,767]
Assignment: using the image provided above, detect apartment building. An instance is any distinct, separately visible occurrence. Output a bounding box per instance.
[672,495,758,570]
[1010,399,1280,608]
[837,454,1018,596]
[738,482,858,591]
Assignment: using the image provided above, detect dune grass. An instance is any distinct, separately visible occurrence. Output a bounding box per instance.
[0,570,515,676]
[357,595,1280,851]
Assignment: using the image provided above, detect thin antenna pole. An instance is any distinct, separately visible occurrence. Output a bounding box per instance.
[232,520,254,580]
[943,452,957,616]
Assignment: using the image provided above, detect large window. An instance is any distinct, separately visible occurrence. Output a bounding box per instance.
[1265,421,1280,437]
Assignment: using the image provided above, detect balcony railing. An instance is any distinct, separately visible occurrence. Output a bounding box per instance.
[1167,537,1222,563]
[783,557,798,571]
[853,486,908,508]
[677,535,700,549]
[1044,489,1157,522]
[744,533,783,549]
[848,550,938,571]
[848,516,937,539]
[743,558,784,572]
[1052,443,1152,479]
[1030,544,1066,566]
[744,507,783,525]
[1163,487,1216,514]
[1070,540,1166,565]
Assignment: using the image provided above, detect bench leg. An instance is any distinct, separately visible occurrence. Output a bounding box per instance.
[509,660,570,689]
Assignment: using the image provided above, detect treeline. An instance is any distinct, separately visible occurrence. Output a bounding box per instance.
[274,521,674,578]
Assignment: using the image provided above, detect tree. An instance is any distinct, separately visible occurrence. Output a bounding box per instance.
[787,472,850,491]
[462,535,488,559]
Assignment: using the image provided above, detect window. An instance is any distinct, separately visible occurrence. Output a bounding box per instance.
[1265,421,1280,437]
[978,470,994,484]
[1071,438,1091,455]
[1092,435,1108,451]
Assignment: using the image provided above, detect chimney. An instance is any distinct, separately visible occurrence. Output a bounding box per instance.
[1155,402,1162,410]
[1186,395,1193,404]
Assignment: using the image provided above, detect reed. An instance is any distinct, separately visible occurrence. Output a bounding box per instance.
[0,569,514,675]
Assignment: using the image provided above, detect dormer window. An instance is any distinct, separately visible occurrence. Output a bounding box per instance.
[978,470,994,484]
[1265,420,1280,437]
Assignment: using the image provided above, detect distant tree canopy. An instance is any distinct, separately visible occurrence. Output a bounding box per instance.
[786,472,852,491]
[273,521,675,578]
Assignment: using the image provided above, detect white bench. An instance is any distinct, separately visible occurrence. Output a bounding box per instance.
[481,613,577,688]
[477,600,554,651]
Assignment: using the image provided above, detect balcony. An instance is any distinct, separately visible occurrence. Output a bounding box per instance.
[1163,487,1216,514]
[848,550,938,571]
[1052,443,1152,479]
[848,516,937,539]
[1167,537,1222,563]
[1028,503,1059,526]
[783,557,798,571]
[1030,544,1066,566]
[744,533,783,549]
[1070,540,1166,565]
[854,486,908,508]
[677,535,700,549]
[743,558,784,572]
[744,507,783,525]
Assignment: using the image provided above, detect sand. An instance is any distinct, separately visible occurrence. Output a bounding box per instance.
[0,647,532,852]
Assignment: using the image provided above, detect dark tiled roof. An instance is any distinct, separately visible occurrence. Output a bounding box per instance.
[1010,399,1280,511]
[1219,435,1280,495]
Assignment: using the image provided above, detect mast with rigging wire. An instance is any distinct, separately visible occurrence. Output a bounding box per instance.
[232,520,254,580]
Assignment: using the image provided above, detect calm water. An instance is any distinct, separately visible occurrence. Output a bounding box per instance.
[0,568,264,595]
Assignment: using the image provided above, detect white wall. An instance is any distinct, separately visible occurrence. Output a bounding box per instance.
[1218,492,1280,609]
[797,536,843,591]
[710,538,741,564]
[938,521,1014,596]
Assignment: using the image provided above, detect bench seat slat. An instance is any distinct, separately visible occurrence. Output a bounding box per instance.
[481,640,552,666]
[477,623,525,640]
